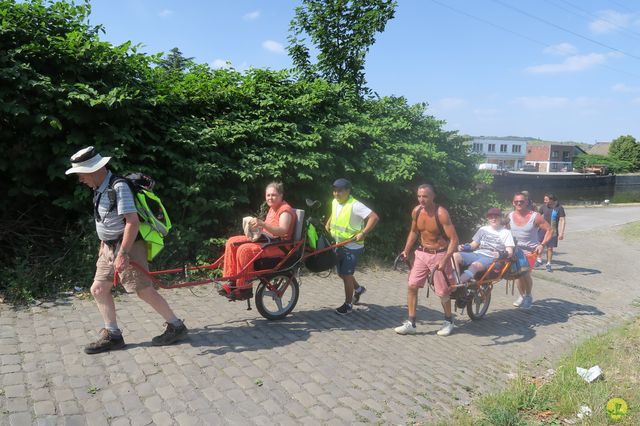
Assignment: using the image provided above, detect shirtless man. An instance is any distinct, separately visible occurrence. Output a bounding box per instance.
[394,184,459,336]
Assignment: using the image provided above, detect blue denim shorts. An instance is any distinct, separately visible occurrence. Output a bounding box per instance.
[336,246,364,276]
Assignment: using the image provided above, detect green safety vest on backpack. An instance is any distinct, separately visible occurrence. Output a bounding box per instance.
[330,196,364,245]
[109,173,171,261]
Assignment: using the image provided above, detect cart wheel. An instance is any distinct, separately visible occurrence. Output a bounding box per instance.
[255,274,299,320]
[467,284,492,320]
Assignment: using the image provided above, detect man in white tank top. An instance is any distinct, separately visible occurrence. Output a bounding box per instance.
[508,192,551,309]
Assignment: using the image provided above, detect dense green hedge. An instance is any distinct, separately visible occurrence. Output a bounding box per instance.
[0,0,492,302]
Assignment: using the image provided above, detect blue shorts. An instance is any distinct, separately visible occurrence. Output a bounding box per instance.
[459,251,495,269]
[336,246,363,276]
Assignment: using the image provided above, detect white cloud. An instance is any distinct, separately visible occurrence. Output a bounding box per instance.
[243,10,260,21]
[513,96,570,109]
[158,9,173,18]
[525,53,609,74]
[543,43,577,56]
[262,40,286,54]
[436,97,468,110]
[589,10,633,34]
[211,59,232,69]
[612,83,640,93]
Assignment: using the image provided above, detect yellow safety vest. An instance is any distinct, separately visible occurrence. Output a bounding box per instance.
[330,196,364,245]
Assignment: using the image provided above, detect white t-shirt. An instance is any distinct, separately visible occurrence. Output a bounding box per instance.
[472,225,515,257]
[333,200,372,249]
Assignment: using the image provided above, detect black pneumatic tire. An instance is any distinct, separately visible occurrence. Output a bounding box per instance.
[255,274,300,320]
[467,284,492,320]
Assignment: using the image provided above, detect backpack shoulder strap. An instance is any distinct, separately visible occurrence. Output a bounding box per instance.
[412,205,424,224]
[434,205,447,239]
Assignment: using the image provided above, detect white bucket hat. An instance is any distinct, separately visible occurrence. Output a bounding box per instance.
[65,146,111,175]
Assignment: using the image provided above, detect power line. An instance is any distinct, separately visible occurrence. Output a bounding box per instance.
[548,0,640,41]
[603,0,635,14]
[490,0,640,61]
[427,0,640,79]
[428,0,547,48]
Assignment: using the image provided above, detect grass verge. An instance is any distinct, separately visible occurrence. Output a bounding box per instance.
[443,317,640,425]
[620,221,640,242]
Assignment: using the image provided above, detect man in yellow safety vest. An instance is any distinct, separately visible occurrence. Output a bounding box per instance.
[326,178,379,314]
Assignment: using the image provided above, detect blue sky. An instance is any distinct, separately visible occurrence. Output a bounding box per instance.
[89,0,640,144]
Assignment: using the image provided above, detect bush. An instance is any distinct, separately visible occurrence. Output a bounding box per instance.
[0,0,493,302]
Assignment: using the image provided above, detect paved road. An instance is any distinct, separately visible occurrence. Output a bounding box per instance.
[1,206,640,425]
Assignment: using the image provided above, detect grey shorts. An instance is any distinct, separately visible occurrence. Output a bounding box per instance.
[459,251,495,269]
[94,240,152,293]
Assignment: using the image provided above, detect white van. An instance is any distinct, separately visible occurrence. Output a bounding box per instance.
[478,163,499,171]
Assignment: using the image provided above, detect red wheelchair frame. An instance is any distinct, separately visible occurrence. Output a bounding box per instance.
[114,206,353,320]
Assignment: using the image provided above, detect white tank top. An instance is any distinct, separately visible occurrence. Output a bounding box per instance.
[508,211,539,251]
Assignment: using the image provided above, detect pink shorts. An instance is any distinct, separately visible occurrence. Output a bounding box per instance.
[408,249,454,298]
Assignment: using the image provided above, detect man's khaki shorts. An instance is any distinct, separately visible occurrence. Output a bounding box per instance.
[94,240,153,293]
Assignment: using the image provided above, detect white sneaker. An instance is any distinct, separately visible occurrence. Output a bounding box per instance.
[394,320,416,335]
[513,295,525,307]
[521,295,533,310]
[437,320,454,336]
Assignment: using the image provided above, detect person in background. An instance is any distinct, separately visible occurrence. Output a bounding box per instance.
[508,192,551,309]
[520,190,536,212]
[537,192,566,272]
[326,178,379,315]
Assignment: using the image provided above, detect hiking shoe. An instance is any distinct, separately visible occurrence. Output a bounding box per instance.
[335,303,352,315]
[521,295,533,310]
[545,263,552,272]
[353,286,367,305]
[535,258,543,267]
[84,329,125,354]
[513,295,525,307]
[151,321,188,346]
[394,320,416,335]
[436,320,454,336]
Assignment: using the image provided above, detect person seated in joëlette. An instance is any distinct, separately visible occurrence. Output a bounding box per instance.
[454,208,515,283]
[220,182,296,299]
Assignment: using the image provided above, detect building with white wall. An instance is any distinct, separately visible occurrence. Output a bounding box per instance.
[467,137,527,170]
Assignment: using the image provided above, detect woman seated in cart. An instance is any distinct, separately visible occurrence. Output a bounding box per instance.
[219,182,297,299]
[454,208,515,284]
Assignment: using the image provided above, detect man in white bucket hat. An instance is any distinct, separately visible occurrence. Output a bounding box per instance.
[66,146,187,354]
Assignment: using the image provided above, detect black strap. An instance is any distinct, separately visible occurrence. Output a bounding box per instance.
[94,174,126,222]
[414,205,448,241]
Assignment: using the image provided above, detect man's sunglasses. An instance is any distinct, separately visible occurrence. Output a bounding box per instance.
[513,200,526,205]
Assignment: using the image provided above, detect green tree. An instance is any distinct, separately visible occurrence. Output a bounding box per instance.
[157,47,195,73]
[609,135,640,171]
[287,0,396,94]
[1,0,491,303]
[573,154,633,174]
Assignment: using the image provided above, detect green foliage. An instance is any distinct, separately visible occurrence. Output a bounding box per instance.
[156,47,195,73]
[573,154,634,174]
[609,134,640,171]
[288,0,397,94]
[0,0,492,302]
